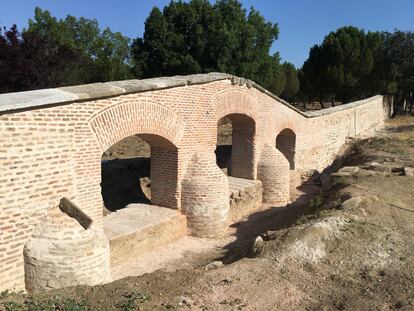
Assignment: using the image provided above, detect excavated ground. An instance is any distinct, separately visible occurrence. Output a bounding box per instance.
[1,117,414,311]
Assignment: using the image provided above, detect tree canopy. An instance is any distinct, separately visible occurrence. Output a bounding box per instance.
[0,25,93,93]
[131,0,285,91]
[2,2,414,114]
[26,7,133,82]
[299,26,414,110]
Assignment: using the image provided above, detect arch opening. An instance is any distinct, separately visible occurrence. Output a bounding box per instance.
[215,113,256,179]
[101,133,178,214]
[276,129,296,170]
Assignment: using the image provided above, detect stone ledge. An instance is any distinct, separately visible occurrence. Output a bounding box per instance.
[0,88,78,112]
[0,72,382,118]
[305,95,383,117]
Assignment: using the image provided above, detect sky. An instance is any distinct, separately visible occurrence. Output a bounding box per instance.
[1,0,413,68]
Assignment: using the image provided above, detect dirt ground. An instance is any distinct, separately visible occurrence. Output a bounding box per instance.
[2,116,414,311]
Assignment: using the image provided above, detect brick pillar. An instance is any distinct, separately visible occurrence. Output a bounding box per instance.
[181,152,229,238]
[230,114,256,179]
[23,208,111,292]
[150,146,179,209]
[257,144,290,206]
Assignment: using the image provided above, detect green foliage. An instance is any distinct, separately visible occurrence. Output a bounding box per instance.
[132,0,282,90]
[301,26,374,103]
[3,301,24,311]
[1,296,89,311]
[26,7,133,82]
[300,27,414,112]
[0,290,10,299]
[0,25,94,93]
[117,291,151,311]
[281,62,299,99]
[309,195,324,211]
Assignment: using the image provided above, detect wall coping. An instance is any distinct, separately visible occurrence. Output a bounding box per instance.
[0,72,382,118]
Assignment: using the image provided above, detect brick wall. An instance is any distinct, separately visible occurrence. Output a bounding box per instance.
[0,76,389,291]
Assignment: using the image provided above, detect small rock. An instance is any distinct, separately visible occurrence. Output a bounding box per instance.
[252,236,264,255]
[340,197,362,210]
[332,166,359,177]
[391,167,405,173]
[404,167,414,177]
[365,162,389,172]
[204,260,223,270]
[264,230,278,240]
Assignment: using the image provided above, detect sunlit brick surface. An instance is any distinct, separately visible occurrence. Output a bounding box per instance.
[0,77,388,291]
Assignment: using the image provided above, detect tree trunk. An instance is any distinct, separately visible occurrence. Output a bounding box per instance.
[409,91,413,114]
[320,95,326,109]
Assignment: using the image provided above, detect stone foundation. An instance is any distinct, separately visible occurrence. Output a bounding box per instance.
[24,208,111,292]
[228,177,263,221]
[182,152,229,238]
[257,144,290,206]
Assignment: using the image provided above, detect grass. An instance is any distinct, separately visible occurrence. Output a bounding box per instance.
[116,291,151,311]
[1,296,90,311]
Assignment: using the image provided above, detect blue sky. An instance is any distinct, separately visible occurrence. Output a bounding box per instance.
[1,0,413,67]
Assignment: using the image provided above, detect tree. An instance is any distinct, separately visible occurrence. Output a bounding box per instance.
[281,62,299,100]
[132,0,281,90]
[27,7,133,82]
[0,25,92,93]
[268,60,286,96]
[301,26,374,104]
[383,31,414,113]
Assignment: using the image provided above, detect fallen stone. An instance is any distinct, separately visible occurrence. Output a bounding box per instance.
[340,197,362,210]
[204,260,223,270]
[332,166,360,177]
[363,162,390,172]
[252,236,264,255]
[404,167,414,177]
[264,230,278,240]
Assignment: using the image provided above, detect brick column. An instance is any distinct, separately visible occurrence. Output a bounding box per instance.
[257,144,290,206]
[150,146,179,209]
[230,115,256,179]
[23,208,111,292]
[181,152,229,238]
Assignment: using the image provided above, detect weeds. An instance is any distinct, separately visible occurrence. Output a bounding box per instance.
[332,176,350,188]
[0,290,10,299]
[351,139,363,154]
[117,291,150,311]
[2,296,90,311]
[3,301,24,311]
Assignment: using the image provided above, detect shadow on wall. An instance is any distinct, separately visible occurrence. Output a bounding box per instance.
[101,157,151,212]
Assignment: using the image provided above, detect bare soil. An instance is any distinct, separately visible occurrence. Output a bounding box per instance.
[2,117,414,311]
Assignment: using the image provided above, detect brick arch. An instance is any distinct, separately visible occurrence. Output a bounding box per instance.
[85,100,185,211]
[212,90,259,179]
[212,89,260,123]
[88,100,185,152]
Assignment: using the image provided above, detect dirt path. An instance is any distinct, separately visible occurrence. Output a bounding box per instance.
[2,117,414,311]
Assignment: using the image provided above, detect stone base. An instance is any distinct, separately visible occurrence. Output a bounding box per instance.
[228,177,263,221]
[103,204,187,268]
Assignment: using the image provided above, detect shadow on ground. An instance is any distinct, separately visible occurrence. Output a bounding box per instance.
[219,144,358,264]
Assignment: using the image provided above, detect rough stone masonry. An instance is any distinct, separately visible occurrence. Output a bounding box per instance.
[0,72,391,292]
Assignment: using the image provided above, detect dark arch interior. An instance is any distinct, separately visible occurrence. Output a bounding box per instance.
[101,134,177,214]
[215,113,256,179]
[215,116,233,174]
[276,128,296,170]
